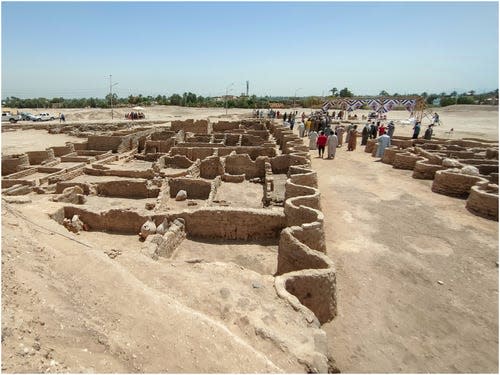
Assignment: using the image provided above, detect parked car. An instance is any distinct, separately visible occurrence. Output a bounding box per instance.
[1,112,21,123]
[35,113,56,121]
[20,112,38,121]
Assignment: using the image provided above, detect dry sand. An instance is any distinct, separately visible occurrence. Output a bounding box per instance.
[1,104,498,372]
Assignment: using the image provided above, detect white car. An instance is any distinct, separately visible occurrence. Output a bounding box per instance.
[34,113,56,121]
[1,112,21,123]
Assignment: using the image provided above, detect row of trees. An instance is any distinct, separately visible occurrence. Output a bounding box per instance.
[2,89,497,109]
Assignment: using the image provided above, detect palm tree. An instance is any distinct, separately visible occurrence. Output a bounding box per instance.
[330,88,338,97]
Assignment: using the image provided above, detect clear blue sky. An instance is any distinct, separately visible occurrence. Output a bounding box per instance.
[2,1,498,99]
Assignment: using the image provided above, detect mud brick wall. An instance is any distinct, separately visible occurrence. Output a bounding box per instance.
[95,179,160,198]
[158,155,194,169]
[185,135,211,143]
[224,154,266,179]
[270,154,308,174]
[174,207,286,240]
[145,139,175,154]
[432,170,487,198]
[171,119,211,134]
[2,154,30,176]
[212,121,240,132]
[247,130,270,140]
[83,167,155,179]
[26,149,56,165]
[48,166,85,184]
[151,131,176,141]
[381,148,403,165]
[412,161,446,180]
[466,185,499,221]
[200,156,225,179]
[392,153,425,170]
[4,167,38,179]
[50,144,75,157]
[169,147,215,161]
[390,139,414,149]
[168,177,212,199]
[2,179,36,189]
[87,136,123,152]
[72,142,88,150]
[241,135,265,146]
[224,134,240,146]
[217,146,277,160]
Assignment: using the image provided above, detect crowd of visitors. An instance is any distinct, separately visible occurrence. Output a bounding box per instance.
[279,110,439,160]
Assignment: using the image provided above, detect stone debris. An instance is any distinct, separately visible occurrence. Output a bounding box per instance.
[145,202,156,210]
[175,190,187,201]
[104,249,122,259]
[63,215,87,234]
[442,158,462,168]
[460,165,480,176]
[155,218,169,236]
[437,280,444,285]
[51,186,86,205]
[139,216,156,240]
[187,200,198,206]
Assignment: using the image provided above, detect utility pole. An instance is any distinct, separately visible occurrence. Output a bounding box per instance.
[109,75,118,120]
[225,82,234,115]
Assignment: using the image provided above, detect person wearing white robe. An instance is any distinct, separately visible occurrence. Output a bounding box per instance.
[308,131,318,150]
[376,131,391,158]
[297,121,305,138]
[326,130,338,159]
[336,126,345,146]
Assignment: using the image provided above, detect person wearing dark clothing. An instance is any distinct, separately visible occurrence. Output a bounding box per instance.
[412,121,421,139]
[361,123,370,145]
[370,122,377,139]
[424,125,434,140]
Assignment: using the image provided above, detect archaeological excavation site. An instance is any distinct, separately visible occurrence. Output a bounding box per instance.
[2,118,338,372]
[364,135,499,220]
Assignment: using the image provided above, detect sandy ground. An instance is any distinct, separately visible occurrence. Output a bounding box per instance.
[1,104,498,372]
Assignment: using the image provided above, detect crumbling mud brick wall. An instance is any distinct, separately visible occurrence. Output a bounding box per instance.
[2,154,30,176]
[169,147,216,161]
[95,179,160,198]
[168,177,212,199]
[466,183,499,221]
[145,139,175,154]
[431,170,488,198]
[171,119,211,134]
[83,166,155,179]
[174,207,286,240]
[266,120,337,325]
[392,153,425,170]
[412,160,446,180]
[224,154,266,179]
[49,144,75,157]
[200,156,225,179]
[26,149,56,165]
[212,121,240,132]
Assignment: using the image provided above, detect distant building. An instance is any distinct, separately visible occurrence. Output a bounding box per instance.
[432,97,441,106]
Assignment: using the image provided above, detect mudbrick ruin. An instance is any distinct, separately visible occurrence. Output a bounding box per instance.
[365,135,499,220]
[2,118,337,372]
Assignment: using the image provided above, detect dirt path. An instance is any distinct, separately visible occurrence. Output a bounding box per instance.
[304,137,498,372]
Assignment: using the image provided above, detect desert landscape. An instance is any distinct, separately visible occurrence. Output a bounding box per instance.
[1,104,498,373]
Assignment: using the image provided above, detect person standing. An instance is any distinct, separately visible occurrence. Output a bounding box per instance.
[336,125,345,147]
[283,112,288,122]
[60,113,65,123]
[305,117,312,136]
[316,131,328,158]
[433,112,440,125]
[387,121,395,139]
[361,122,371,145]
[308,130,318,150]
[370,121,377,139]
[326,130,338,159]
[424,124,434,140]
[297,121,305,138]
[412,121,421,139]
[347,125,358,151]
[378,122,386,137]
[376,131,391,158]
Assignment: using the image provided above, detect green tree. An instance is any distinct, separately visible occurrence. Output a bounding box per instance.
[379,90,390,96]
[339,87,353,97]
[169,93,182,106]
[440,97,456,107]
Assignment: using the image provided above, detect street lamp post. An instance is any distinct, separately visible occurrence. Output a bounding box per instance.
[225,82,234,116]
[109,75,118,120]
[293,88,302,111]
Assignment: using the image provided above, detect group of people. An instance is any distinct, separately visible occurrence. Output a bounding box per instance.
[307,123,361,159]
[126,111,145,120]
[412,121,435,140]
